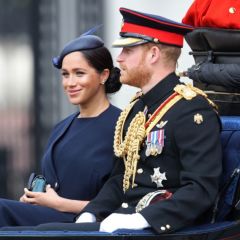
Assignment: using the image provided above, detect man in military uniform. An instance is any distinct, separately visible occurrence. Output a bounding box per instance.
[75,7,223,234]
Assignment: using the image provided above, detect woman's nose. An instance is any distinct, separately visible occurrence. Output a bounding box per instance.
[68,75,77,85]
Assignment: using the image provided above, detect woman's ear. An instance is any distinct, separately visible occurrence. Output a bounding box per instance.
[100,69,110,84]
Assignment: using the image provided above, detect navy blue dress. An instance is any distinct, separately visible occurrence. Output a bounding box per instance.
[0,104,121,227]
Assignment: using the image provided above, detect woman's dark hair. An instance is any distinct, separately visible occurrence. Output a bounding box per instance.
[81,46,122,94]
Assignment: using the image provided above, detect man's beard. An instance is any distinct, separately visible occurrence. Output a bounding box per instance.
[119,62,151,89]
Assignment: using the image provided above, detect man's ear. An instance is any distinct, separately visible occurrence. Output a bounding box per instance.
[149,46,160,64]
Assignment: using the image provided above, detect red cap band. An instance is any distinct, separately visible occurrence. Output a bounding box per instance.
[121,22,183,47]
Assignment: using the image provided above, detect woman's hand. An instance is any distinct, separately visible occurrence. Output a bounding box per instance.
[19,185,62,210]
[19,185,89,213]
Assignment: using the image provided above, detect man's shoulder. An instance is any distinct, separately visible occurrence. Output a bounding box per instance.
[174,94,217,117]
[174,84,217,112]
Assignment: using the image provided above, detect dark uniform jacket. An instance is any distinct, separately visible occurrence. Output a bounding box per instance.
[83,72,222,234]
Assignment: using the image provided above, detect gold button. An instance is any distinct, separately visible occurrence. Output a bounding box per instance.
[166,224,171,229]
[121,202,128,208]
[137,168,143,174]
[160,226,166,231]
[229,7,236,14]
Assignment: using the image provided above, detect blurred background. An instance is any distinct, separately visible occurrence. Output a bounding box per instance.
[0,0,194,198]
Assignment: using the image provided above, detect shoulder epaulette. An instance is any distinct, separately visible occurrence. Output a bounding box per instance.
[174,84,197,100]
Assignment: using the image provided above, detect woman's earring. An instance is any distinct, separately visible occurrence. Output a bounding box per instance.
[101,80,105,85]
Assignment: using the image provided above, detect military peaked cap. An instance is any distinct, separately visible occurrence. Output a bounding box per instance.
[113,7,193,48]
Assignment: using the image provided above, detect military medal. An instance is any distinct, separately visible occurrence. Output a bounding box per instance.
[145,130,164,156]
[145,133,152,156]
[146,131,155,156]
[152,131,159,156]
[150,167,167,188]
[145,145,151,157]
[156,129,164,154]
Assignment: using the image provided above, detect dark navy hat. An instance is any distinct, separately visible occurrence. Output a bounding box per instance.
[53,29,104,69]
[112,8,194,48]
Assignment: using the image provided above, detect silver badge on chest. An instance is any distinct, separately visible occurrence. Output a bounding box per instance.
[150,167,167,188]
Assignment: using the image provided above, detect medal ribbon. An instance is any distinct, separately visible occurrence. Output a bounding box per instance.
[158,129,164,147]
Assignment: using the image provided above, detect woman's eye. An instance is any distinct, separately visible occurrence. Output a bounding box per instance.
[61,72,69,78]
[76,71,84,77]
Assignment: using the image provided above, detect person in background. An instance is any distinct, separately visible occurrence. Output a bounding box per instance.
[181,0,240,116]
[0,31,122,227]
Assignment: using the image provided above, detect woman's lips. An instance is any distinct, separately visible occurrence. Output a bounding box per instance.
[68,89,81,96]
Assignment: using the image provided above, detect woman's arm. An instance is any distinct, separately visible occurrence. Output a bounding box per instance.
[19,185,88,214]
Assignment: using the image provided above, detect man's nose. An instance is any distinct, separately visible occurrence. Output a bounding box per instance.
[116,50,124,63]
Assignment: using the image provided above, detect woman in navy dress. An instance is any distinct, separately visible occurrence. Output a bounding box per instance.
[0,32,122,227]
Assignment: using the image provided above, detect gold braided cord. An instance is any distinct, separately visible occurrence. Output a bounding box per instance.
[114,103,146,192]
[122,112,146,192]
[114,101,137,158]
